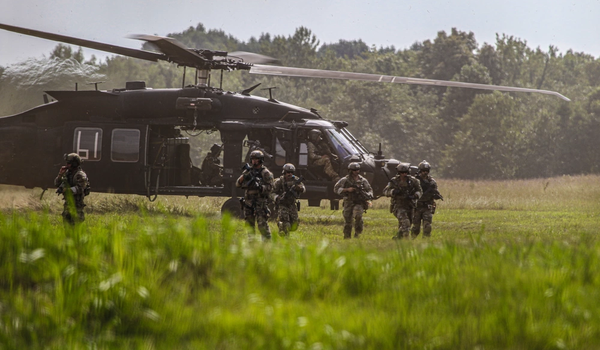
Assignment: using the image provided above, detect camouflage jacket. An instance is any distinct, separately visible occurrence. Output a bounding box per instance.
[272,175,305,206]
[334,174,373,204]
[236,165,274,199]
[307,140,335,162]
[54,167,89,202]
[416,174,438,204]
[383,175,422,208]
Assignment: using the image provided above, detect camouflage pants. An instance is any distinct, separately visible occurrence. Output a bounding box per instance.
[343,201,365,239]
[393,205,413,239]
[277,203,299,236]
[411,204,433,237]
[312,157,339,180]
[243,196,272,240]
[62,196,85,225]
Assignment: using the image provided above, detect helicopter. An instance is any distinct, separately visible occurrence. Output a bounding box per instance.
[0,23,570,216]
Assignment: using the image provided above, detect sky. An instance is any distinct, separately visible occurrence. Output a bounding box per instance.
[1,0,599,67]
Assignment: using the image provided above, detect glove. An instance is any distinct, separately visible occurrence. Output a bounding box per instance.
[56,186,64,195]
[392,189,401,196]
[407,195,416,200]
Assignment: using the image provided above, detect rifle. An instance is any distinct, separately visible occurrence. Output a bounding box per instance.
[280,175,304,201]
[240,163,264,191]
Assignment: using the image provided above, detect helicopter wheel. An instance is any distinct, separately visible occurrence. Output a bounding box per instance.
[221,197,244,219]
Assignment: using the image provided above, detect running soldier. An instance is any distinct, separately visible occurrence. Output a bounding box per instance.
[334,162,373,239]
[307,129,340,181]
[55,153,90,225]
[411,160,442,238]
[383,162,422,239]
[200,143,223,186]
[272,163,305,236]
[236,150,274,241]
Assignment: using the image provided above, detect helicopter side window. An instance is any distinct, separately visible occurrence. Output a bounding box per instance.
[324,129,361,159]
[73,127,102,161]
[274,137,286,166]
[111,129,140,162]
[298,143,308,167]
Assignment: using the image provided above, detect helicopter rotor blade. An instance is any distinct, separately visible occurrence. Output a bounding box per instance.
[128,34,209,68]
[250,64,571,102]
[225,51,279,65]
[0,23,166,63]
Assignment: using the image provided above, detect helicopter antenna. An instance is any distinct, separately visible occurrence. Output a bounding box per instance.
[182,66,186,88]
[87,81,105,91]
[262,87,277,102]
[220,70,224,90]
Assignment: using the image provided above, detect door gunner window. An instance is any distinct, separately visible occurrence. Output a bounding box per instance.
[325,129,361,159]
[73,127,102,161]
[111,129,140,162]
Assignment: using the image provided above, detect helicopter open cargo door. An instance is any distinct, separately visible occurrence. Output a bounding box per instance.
[65,123,148,194]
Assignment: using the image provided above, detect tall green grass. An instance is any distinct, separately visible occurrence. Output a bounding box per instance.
[1,176,600,349]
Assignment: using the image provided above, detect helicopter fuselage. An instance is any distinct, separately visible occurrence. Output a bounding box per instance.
[0,82,393,211]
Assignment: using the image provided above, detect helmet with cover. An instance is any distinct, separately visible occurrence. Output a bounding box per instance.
[418,160,431,172]
[348,162,361,171]
[250,150,265,163]
[282,163,296,174]
[396,162,410,173]
[308,129,322,142]
[65,153,82,167]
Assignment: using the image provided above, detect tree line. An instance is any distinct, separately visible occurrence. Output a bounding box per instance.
[1,23,599,179]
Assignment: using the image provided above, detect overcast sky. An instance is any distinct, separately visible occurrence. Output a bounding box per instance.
[1,0,599,66]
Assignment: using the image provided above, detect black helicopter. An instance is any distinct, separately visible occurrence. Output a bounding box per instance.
[0,23,570,215]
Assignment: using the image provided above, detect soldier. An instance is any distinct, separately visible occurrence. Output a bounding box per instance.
[236,150,274,241]
[271,163,305,236]
[411,160,442,238]
[307,129,340,181]
[200,143,223,186]
[334,162,373,239]
[55,153,90,225]
[383,162,422,239]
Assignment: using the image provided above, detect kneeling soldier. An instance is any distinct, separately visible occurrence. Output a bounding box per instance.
[272,163,305,236]
[383,162,422,239]
[334,162,373,239]
[236,150,274,241]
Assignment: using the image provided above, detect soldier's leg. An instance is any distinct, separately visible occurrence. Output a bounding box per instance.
[256,201,272,240]
[342,203,353,239]
[244,204,257,236]
[394,207,411,238]
[411,207,423,237]
[422,207,434,237]
[277,206,291,236]
[322,158,340,181]
[353,204,364,238]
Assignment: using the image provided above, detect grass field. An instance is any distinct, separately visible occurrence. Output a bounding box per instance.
[1,175,599,349]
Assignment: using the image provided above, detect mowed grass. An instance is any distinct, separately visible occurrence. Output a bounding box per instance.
[1,175,600,349]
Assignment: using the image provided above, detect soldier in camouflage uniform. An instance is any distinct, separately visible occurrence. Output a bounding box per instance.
[200,143,223,186]
[271,163,305,236]
[411,160,441,238]
[307,129,340,181]
[383,162,422,239]
[236,150,274,241]
[54,153,90,225]
[334,162,373,239]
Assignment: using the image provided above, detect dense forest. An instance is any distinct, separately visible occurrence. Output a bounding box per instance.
[1,23,599,179]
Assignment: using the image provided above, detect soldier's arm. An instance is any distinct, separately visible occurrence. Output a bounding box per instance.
[307,142,319,161]
[295,181,306,194]
[333,177,347,195]
[261,170,274,193]
[383,182,394,197]
[236,173,246,188]
[363,179,374,197]
[412,178,423,199]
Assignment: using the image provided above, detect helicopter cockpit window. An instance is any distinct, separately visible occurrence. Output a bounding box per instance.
[324,129,361,159]
[111,129,140,162]
[73,127,102,161]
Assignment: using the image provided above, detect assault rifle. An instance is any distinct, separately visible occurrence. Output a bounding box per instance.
[240,163,264,190]
[350,182,373,202]
[278,175,305,202]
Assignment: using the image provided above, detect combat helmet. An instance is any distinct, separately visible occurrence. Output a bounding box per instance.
[65,153,82,167]
[250,150,265,163]
[396,162,410,173]
[348,162,361,171]
[308,129,322,141]
[418,160,431,172]
[282,163,296,174]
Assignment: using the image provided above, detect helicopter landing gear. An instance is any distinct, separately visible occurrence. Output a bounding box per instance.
[221,197,243,219]
[330,199,340,210]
